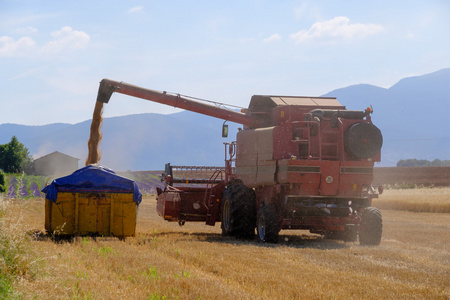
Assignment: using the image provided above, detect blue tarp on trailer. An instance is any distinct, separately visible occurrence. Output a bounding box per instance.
[42,165,142,204]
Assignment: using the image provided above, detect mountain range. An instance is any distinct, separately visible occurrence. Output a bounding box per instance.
[322,68,450,166]
[1,68,449,170]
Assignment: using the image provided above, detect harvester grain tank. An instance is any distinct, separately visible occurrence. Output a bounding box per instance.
[96,79,383,245]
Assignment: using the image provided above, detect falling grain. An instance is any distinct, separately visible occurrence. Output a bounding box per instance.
[85,101,104,165]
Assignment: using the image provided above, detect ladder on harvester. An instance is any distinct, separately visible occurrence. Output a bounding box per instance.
[204,169,225,226]
[320,129,339,160]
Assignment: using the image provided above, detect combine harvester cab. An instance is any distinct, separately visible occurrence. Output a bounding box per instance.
[95,79,384,245]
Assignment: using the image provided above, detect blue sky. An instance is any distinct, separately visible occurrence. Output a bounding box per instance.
[1,0,449,125]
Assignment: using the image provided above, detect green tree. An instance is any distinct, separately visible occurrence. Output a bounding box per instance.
[0,136,34,173]
[0,169,5,192]
[397,159,429,167]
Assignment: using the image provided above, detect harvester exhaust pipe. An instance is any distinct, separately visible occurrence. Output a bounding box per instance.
[95,78,255,126]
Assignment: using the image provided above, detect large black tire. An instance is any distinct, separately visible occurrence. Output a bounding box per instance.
[221,194,232,236]
[221,180,256,239]
[359,207,382,246]
[256,205,279,243]
[344,122,383,159]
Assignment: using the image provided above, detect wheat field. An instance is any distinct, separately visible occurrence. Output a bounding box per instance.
[373,187,450,213]
[0,190,449,299]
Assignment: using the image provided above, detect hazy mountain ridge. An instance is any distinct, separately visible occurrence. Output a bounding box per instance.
[323,68,450,165]
[1,68,449,170]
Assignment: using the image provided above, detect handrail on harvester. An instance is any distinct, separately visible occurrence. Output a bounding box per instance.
[203,169,224,211]
[96,78,255,126]
[291,119,322,160]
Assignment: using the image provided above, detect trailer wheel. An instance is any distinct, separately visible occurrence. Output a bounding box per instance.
[359,207,382,246]
[256,205,279,243]
[221,180,256,239]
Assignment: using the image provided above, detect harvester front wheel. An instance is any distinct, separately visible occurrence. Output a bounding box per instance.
[359,207,382,246]
[221,196,232,236]
[256,205,279,243]
[221,180,256,239]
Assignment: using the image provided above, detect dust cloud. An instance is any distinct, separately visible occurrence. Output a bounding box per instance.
[85,101,104,166]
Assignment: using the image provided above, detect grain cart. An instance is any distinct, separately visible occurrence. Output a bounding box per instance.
[96,79,383,245]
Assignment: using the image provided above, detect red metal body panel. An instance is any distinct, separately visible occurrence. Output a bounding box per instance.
[156,166,226,225]
[277,159,321,194]
[156,188,181,221]
[320,161,341,195]
[157,187,209,222]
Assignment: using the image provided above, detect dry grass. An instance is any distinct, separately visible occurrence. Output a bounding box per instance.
[0,198,38,298]
[0,194,449,299]
[373,187,450,213]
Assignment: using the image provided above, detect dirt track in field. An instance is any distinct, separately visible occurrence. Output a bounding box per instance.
[11,195,450,299]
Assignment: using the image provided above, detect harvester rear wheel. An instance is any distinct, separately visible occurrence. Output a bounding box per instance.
[359,207,382,246]
[221,180,256,239]
[256,205,279,243]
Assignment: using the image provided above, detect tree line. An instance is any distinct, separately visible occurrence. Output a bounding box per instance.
[0,136,33,173]
[397,159,450,167]
[0,136,33,192]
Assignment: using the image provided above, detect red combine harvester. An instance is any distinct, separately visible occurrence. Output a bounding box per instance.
[97,79,383,245]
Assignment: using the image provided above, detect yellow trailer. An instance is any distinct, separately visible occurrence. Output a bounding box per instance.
[45,192,137,236]
[42,165,141,237]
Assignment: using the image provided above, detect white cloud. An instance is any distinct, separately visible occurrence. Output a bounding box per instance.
[0,35,36,56]
[10,67,40,80]
[15,26,38,35]
[263,33,281,43]
[290,16,383,44]
[0,26,90,57]
[41,26,90,54]
[239,37,255,44]
[294,3,308,20]
[405,31,414,39]
[128,6,144,13]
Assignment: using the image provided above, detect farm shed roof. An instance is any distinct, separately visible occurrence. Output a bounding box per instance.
[35,151,79,161]
[42,165,142,204]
